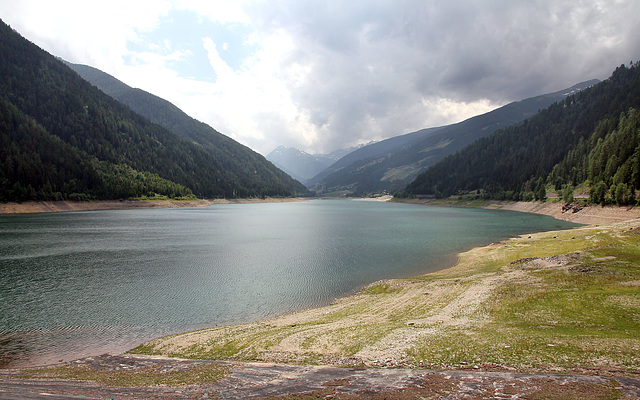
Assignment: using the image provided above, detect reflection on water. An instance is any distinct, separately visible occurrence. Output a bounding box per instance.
[0,200,580,367]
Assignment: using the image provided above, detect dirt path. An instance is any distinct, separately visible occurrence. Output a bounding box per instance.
[2,354,639,399]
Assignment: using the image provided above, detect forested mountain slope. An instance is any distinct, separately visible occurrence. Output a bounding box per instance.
[66,62,307,197]
[0,99,194,201]
[404,63,640,205]
[309,80,597,195]
[0,20,306,201]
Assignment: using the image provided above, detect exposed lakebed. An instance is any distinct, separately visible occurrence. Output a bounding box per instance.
[0,200,580,368]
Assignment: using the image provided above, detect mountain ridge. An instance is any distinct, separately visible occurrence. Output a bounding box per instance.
[308,79,599,195]
[65,61,308,196]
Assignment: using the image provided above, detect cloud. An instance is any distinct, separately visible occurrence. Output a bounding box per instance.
[239,0,640,152]
[0,1,172,73]
[1,0,639,155]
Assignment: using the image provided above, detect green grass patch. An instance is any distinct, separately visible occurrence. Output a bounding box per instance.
[407,223,640,372]
[359,282,402,295]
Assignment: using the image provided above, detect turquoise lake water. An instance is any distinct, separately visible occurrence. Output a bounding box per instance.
[0,200,580,367]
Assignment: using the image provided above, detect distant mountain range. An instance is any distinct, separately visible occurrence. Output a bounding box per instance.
[0,19,307,202]
[307,79,599,195]
[265,144,370,183]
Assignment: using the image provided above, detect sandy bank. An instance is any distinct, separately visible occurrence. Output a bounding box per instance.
[400,198,640,225]
[494,201,640,224]
[0,197,307,214]
[352,195,394,202]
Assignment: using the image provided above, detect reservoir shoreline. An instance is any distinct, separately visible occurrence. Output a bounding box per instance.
[2,197,639,226]
[131,215,640,377]
[9,200,567,369]
[127,199,640,371]
[398,198,640,225]
[0,197,307,214]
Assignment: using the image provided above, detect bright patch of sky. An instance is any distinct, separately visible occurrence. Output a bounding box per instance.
[125,9,257,83]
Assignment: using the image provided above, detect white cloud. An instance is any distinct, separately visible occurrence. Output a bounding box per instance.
[168,29,320,153]
[420,98,499,128]
[175,0,249,24]
[1,1,171,74]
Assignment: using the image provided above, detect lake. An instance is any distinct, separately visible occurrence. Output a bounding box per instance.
[0,200,580,368]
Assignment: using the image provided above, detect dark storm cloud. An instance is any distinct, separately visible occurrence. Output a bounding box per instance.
[246,0,640,152]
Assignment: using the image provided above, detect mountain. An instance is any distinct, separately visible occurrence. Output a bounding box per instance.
[64,61,308,197]
[0,97,196,202]
[0,19,307,201]
[308,80,599,195]
[404,63,640,205]
[265,144,366,183]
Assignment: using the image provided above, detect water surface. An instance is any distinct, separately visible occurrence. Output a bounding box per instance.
[0,200,580,367]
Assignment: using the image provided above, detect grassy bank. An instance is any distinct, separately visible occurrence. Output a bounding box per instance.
[131,219,640,376]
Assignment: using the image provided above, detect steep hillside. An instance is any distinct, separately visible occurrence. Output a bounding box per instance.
[309,80,598,195]
[404,63,640,205]
[0,20,306,201]
[0,98,194,201]
[66,62,308,197]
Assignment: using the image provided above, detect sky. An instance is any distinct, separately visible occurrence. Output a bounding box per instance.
[1,1,639,156]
